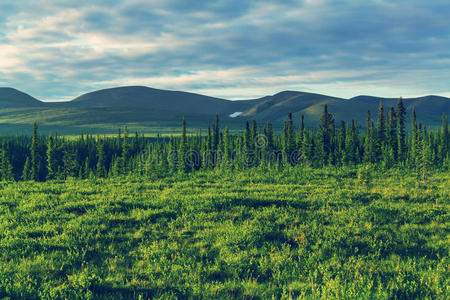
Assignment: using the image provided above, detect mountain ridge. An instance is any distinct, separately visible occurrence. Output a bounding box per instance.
[0,86,448,134]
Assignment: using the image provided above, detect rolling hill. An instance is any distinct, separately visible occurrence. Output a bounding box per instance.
[68,86,253,115]
[0,86,448,134]
[0,87,43,108]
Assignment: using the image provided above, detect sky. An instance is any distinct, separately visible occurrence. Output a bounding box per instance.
[0,0,449,101]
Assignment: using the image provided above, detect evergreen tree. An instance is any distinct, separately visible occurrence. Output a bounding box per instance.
[386,107,397,160]
[338,120,346,164]
[397,97,406,163]
[318,105,335,165]
[121,126,129,173]
[364,111,376,163]
[223,126,230,167]
[212,114,220,166]
[441,113,448,161]
[344,122,356,164]
[251,120,257,151]
[206,125,212,169]
[30,122,40,181]
[83,157,91,179]
[286,113,296,165]
[96,139,106,177]
[411,108,418,163]
[22,156,32,181]
[297,114,305,151]
[0,140,14,181]
[243,121,252,167]
[376,101,385,159]
[301,130,313,164]
[63,146,78,178]
[167,136,178,172]
[133,131,139,155]
[117,128,122,154]
[179,117,190,173]
[421,131,433,187]
[46,135,58,180]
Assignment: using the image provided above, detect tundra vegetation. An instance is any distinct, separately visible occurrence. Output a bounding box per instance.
[0,99,448,298]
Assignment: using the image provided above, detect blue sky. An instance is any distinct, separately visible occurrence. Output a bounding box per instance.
[0,0,449,101]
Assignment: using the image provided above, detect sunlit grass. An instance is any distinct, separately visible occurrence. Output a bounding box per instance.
[0,167,448,298]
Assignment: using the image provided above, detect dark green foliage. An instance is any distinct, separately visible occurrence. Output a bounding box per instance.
[46,135,58,180]
[397,97,406,163]
[31,122,40,181]
[0,107,448,182]
[364,111,376,163]
[96,140,106,178]
[21,156,31,181]
[0,140,14,181]
[178,117,190,173]
[318,105,335,165]
[376,101,385,159]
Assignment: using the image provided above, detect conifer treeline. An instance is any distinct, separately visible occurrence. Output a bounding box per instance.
[0,98,448,182]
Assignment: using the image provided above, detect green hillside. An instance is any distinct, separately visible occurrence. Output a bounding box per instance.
[0,86,448,134]
[0,87,43,108]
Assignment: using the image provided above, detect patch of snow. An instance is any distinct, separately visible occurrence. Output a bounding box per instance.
[229,112,242,118]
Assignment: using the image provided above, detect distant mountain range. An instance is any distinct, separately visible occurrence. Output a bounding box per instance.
[0,86,449,134]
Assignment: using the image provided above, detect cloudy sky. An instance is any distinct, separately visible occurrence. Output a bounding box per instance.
[0,0,449,101]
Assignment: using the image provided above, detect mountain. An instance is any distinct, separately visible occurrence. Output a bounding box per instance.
[68,86,256,115]
[239,91,345,121]
[0,86,448,134]
[0,87,43,108]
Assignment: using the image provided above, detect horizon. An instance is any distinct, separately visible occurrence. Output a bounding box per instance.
[1,1,449,101]
[2,84,450,103]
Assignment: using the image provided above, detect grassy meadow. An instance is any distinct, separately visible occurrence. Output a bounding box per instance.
[0,166,448,299]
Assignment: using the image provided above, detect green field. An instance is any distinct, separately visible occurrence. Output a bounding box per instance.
[0,167,448,299]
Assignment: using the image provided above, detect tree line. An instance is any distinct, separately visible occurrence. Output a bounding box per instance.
[0,98,448,182]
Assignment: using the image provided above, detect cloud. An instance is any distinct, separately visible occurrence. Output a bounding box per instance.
[0,0,449,101]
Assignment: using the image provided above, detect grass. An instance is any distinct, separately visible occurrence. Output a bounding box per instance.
[0,107,251,135]
[0,167,448,299]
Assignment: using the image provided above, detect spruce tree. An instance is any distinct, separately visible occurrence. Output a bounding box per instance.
[411,108,418,163]
[318,105,335,165]
[441,113,448,161]
[243,121,252,167]
[30,122,40,181]
[266,122,274,151]
[121,126,129,173]
[338,120,346,164]
[167,136,178,172]
[117,128,122,154]
[46,135,58,180]
[386,107,397,160]
[179,117,190,173]
[83,157,91,179]
[223,126,230,168]
[251,120,257,151]
[286,113,296,165]
[96,139,106,177]
[63,146,78,178]
[22,156,32,181]
[206,125,212,169]
[301,130,313,165]
[0,141,14,181]
[298,114,305,150]
[397,97,406,162]
[376,101,385,159]
[420,130,434,187]
[364,111,376,163]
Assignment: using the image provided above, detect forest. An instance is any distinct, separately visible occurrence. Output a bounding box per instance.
[0,98,448,182]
